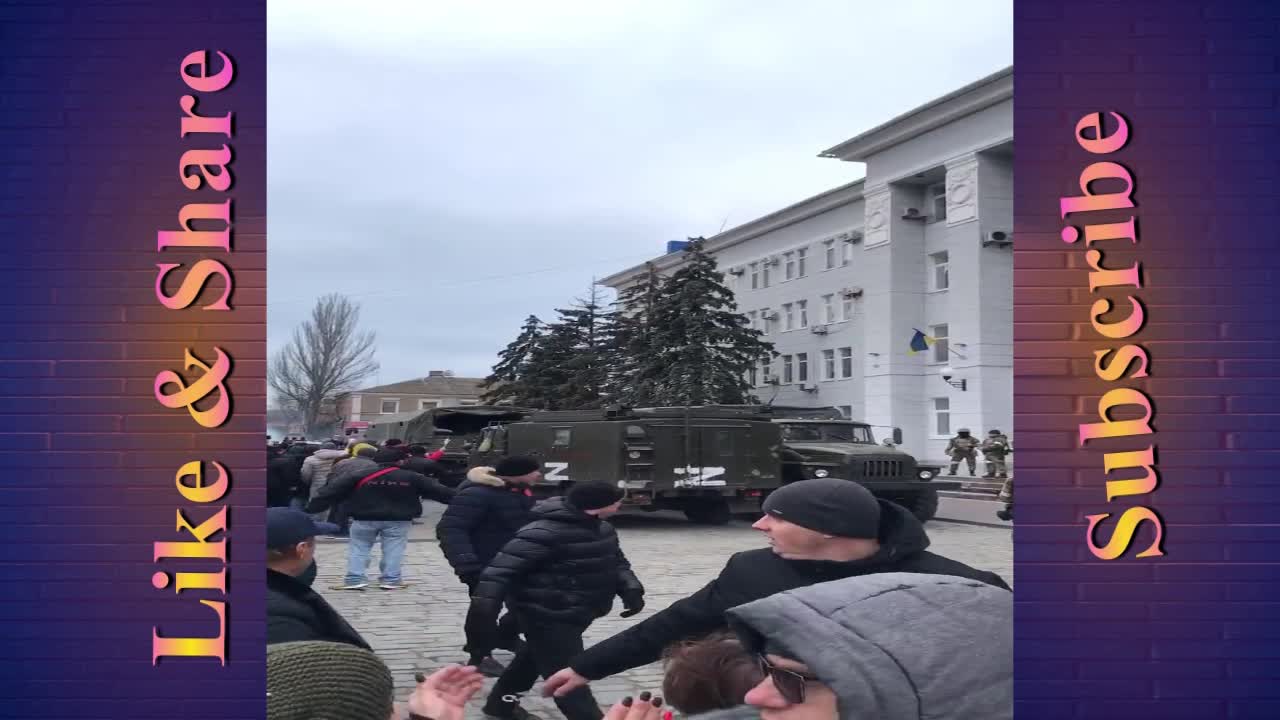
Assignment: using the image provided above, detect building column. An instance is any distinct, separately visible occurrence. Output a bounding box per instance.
[861,183,929,457]
[943,152,1013,441]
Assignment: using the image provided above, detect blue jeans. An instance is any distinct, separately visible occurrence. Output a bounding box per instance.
[345,520,411,585]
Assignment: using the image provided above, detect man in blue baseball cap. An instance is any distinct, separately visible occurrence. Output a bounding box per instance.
[267,507,369,648]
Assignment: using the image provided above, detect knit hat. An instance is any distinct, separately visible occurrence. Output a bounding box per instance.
[568,481,625,511]
[761,478,881,539]
[266,641,394,720]
[495,455,542,477]
[373,449,404,465]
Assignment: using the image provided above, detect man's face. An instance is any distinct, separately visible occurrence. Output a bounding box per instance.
[751,514,832,559]
[744,654,838,720]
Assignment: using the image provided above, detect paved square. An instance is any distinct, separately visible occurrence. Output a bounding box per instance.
[312,503,1012,719]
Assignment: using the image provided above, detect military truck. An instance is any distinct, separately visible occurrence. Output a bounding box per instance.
[763,406,956,522]
[367,405,532,486]
[466,404,955,524]
[468,406,781,525]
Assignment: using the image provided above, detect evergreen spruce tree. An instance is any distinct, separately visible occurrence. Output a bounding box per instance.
[553,283,613,409]
[605,262,666,408]
[643,238,775,406]
[480,315,544,406]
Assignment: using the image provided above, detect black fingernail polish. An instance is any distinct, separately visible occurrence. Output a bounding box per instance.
[640,692,651,702]
[415,672,426,683]
[622,697,633,707]
[653,697,663,707]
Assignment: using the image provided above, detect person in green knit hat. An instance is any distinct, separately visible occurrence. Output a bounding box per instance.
[267,641,487,720]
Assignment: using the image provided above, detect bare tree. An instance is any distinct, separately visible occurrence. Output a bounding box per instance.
[269,294,379,436]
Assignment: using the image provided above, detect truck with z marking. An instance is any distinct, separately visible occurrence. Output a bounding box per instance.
[467,405,957,525]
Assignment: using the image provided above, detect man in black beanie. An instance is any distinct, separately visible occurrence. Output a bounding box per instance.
[543,477,1009,701]
[467,482,645,720]
[437,455,544,676]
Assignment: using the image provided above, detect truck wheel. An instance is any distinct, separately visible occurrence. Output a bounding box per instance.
[902,489,940,523]
[685,500,732,525]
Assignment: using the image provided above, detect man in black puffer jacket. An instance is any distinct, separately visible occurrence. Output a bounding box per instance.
[436,456,541,675]
[544,477,1010,702]
[466,482,644,720]
[306,449,455,590]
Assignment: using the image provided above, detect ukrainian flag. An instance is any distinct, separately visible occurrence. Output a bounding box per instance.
[908,328,934,354]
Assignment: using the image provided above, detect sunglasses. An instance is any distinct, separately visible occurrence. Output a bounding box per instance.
[757,654,815,704]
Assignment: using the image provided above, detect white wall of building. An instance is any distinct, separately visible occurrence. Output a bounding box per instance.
[603,70,1013,464]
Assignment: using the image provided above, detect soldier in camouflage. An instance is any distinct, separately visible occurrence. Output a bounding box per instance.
[996,476,1013,522]
[981,429,1012,479]
[945,428,980,476]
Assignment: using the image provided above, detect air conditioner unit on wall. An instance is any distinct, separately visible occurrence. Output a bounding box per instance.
[763,311,779,321]
[982,230,1013,248]
[729,266,745,275]
[810,325,829,335]
[764,255,781,266]
[840,287,863,298]
[846,231,864,244]
[799,382,818,392]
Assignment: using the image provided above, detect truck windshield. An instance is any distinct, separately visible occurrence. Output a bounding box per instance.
[780,423,873,444]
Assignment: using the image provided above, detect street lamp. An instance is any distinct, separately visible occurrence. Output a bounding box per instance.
[940,365,967,391]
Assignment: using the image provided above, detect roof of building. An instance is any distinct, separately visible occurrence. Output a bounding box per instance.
[818,66,1013,161]
[351,375,486,397]
[599,178,865,287]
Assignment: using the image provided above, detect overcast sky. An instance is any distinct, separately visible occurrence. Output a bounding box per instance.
[268,0,1012,390]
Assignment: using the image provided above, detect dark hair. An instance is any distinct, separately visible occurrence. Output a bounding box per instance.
[662,631,764,715]
[385,438,404,447]
[407,444,428,456]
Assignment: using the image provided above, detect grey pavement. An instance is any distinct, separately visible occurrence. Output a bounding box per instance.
[311,502,1012,720]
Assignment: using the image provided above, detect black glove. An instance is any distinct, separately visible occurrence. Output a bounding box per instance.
[620,592,645,618]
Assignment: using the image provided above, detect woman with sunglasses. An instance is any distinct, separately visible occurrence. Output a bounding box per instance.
[604,571,1012,720]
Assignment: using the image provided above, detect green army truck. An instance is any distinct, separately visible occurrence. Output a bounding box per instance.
[368,405,533,486]
[468,406,781,525]
[764,406,956,522]
[466,404,956,524]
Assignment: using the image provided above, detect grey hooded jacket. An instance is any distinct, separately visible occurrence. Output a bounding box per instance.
[720,572,1012,720]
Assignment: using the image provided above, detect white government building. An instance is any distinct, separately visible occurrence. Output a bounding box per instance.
[601,67,1012,463]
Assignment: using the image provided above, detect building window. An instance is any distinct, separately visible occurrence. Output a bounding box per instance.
[837,405,852,419]
[782,355,794,384]
[797,248,808,277]
[762,263,771,288]
[824,240,836,270]
[782,303,794,331]
[839,347,853,379]
[797,300,808,328]
[750,263,759,289]
[747,365,757,386]
[797,353,809,382]
[930,251,949,291]
[931,323,949,364]
[841,295,854,321]
[841,238,854,266]
[934,397,951,436]
[553,428,572,447]
[747,310,758,330]
[928,183,947,221]
[761,307,771,333]
[821,294,835,324]
[822,350,836,381]
[380,398,399,414]
[419,400,438,410]
[761,359,773,385]
[784,252,796,281]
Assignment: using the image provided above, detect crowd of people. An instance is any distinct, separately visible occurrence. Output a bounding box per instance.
[266,437,1013,720]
